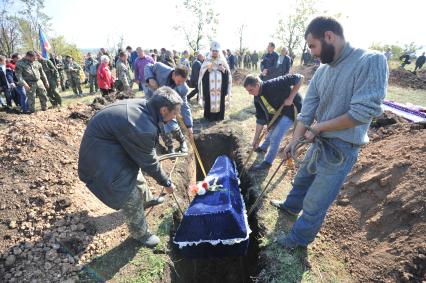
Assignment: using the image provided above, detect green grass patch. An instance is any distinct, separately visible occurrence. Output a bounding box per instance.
[386,85,426,106]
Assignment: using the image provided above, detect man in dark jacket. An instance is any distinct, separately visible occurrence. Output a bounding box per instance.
[244,74,304,170]
[78,87,182,248]
[0,55,15,110]
[260,42,279,81]
[226,49,236,73]
[414,52,426,71]
[399,54,411,68]
[187,53,205,101]
[277,47,292,76]
[251,51,259,70]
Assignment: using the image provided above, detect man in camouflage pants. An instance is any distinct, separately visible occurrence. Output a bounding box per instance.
[78,87,181,248]
[36,52,62,107]
[64,56,83,96]
[15,51,49,113]
[50,54,66,91]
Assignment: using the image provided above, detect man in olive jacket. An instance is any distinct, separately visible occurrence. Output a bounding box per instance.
[78,87,181,247]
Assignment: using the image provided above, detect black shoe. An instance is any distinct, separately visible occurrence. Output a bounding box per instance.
[270,200,299,217]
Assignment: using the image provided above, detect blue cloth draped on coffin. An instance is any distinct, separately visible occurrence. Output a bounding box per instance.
[173,155,251,258]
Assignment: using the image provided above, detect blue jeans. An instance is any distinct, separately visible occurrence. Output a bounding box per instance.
[260,115,293,164]
[15,86,28,113]
[283,138,360,246]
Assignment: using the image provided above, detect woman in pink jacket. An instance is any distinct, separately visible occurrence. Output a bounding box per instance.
[97,55,114,96]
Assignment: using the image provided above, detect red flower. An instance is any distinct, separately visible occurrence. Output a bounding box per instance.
[201,181,209,190]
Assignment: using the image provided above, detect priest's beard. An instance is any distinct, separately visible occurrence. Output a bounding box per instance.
[319,39,336,64]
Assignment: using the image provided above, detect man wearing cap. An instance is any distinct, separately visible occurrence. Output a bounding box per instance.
[198,41,232,121]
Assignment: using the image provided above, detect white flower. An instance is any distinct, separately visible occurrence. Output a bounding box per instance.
[197,187,206,195]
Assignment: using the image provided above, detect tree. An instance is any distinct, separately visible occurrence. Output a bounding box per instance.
[369,42,423,59]
[0,0,21,56]
[1,0,18,55]
[18,0,51,51]
[50,35,83,62]
[174,0,219,53]
[275,0,317,58]
[237,23,248,56]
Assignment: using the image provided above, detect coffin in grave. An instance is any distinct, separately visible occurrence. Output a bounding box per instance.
[173,155,251,258]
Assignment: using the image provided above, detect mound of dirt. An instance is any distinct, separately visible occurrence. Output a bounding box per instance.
[0,106,96,282]
[0,99,193,282]
[417,69,426,81]
[232,68,251,85]
[291,64,319,81]
[320,119,426,282]
[90,91,135,111]
[389,68,426,90]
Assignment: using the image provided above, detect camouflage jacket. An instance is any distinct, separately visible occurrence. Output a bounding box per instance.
[39,58,59,81]
[15,58,48,86]
[116,60,131,87]
[64,61,82,78]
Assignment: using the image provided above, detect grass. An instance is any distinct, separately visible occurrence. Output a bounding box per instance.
[386,85,426,106]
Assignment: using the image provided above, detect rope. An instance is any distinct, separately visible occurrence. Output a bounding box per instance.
[248,127,345,216]
[176,115,207,178]
[247,157,289,217]
[146,156,181,217]
[290,135,345,174]
[158,152,188,162]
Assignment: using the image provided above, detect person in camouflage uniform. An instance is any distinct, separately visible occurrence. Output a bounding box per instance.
[116,51,132,93]
[36,52,61,107]
[64,56,83,96]
[50,54,66,91]
[15,51,49,113]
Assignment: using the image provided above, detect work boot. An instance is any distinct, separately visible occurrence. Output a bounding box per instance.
[172,129,188,153]
[137,232,161,248]
[254,147,267,154]
[161,132,174,153]
[251,161,272,171]
[276,234,305,252]
[270,200,299,217]
[144,196,165,209]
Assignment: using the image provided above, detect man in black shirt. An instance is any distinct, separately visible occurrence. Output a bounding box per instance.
[244,74,304,170]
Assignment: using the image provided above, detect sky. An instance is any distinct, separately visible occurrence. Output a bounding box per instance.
[39,0,425,54]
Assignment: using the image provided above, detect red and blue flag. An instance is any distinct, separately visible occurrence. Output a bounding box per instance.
[39,26,51,59]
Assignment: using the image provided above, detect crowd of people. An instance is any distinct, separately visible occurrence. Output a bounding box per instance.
[0,41,297,115]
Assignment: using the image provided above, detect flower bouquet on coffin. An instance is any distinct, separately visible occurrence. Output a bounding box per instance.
[188,177,225,196]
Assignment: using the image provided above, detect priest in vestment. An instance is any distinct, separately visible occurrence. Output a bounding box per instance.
[198,41,232,121]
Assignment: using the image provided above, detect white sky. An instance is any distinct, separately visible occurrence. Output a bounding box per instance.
[43,0,425,53]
